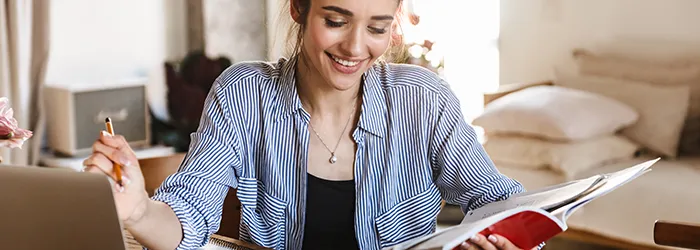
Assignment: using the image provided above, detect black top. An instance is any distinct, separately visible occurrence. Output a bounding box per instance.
[302,173,359,250]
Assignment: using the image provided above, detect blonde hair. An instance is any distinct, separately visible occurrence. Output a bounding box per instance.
[275,0,407,63]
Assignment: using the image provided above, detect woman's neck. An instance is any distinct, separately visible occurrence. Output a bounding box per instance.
[295,54,362,118]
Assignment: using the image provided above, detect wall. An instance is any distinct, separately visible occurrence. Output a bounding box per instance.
[499,0,700,85]
[203,0,268,62]
[47,0,271,122]
[266,0,288,61]
[46,0,189,122]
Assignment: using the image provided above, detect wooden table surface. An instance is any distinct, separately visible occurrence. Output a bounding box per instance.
[124,230,270,250]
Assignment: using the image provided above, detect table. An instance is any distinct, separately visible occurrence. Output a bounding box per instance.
[124,230,270,250]
[654,220,700,250]
[40,145,176,171]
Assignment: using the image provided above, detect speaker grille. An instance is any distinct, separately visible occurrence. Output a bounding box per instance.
[73,86,147,150]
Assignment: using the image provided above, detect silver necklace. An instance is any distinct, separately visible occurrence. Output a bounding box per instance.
[308,103,357,164]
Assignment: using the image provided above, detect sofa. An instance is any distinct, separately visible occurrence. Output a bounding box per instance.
[470,41,700,249]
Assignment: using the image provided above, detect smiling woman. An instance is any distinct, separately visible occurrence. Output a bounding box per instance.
[288,0,405,94]
[81,0,538,250]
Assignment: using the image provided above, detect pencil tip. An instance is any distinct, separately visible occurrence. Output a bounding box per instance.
[105,117,111,123]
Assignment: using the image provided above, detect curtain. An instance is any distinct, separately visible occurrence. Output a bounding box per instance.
[0,0,50,165]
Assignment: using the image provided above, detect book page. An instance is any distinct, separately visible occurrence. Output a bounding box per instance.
[460,175,603,224]
[553,158,658,221]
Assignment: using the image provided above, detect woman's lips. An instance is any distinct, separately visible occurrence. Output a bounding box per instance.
[326,52,365,74]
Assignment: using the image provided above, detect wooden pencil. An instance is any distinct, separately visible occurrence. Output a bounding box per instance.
[105,117,123,187]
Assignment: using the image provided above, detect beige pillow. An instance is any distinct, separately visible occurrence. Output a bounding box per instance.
[573,48,700,155]
[580,39,700,65]
[473,85,639,141]
[483,134,640,180]
[554,69,690,158]
[573,49,700,86]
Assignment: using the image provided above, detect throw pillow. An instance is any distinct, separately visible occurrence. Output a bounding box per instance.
[572,48,700,155]
[554,69,690,158]
[472,85,639,141]
[483,134,640,180]
[573,48,700,86]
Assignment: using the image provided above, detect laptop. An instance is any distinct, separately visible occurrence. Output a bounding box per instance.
[0,165,127,250]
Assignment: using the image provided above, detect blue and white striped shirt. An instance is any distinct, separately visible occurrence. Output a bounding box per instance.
[151,56,527,250]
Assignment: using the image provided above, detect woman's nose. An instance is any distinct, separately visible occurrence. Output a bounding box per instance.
[338,27,365,57]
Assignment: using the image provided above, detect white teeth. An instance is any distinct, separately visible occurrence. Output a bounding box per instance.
[330,54,360,67]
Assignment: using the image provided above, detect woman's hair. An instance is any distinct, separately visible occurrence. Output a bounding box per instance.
[277,0,406,63]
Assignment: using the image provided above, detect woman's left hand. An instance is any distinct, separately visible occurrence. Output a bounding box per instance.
[457,233,538,250]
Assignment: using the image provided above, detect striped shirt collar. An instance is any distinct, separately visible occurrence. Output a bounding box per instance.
[275,56,387,138]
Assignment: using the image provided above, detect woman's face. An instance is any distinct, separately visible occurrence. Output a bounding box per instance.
[298,0,399,90]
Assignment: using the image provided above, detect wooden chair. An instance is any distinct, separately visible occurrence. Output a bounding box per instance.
[138,153,242,239]
[654,220,700,249]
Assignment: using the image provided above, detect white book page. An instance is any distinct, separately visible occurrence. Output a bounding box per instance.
[461,175,602,224]
[553,158,658,221]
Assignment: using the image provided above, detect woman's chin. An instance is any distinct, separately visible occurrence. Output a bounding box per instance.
[328,79,361,91]
[324,71,364,91]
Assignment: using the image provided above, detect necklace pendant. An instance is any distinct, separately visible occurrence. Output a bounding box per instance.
[329,154,338,164]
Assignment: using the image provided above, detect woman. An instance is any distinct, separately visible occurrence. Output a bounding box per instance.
[84,0,539,249]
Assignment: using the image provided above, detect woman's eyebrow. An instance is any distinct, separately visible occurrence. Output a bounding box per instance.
[321,5,394,21]
[371,15,394,21]
[322,6,353,16]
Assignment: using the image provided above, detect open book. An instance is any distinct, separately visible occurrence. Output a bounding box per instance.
[387,158,660,250]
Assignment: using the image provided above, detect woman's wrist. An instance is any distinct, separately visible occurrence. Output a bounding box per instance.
[124,193,152,229]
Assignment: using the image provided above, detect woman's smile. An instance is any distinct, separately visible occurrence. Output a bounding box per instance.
[325,51,367,74]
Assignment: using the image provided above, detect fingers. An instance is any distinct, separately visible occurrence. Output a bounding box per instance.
[93,139,133,167]
[99,131,135,158]
[457,241,480,250]
[83,153,115,177]
[83,153,129,193]
[467,234,522,250]
[486,234,522,250]
[468,234,497,250]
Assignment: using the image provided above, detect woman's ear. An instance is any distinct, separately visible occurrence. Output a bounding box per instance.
[290,0,302,24]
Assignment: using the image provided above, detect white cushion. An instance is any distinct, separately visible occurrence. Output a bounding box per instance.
[473,85,639,141]
[483,134,640,180]
[554,69,690,158]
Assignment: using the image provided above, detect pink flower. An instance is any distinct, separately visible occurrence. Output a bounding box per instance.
[0,97,32,149]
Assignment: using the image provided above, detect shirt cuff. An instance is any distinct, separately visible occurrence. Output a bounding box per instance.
[150,193,208,250]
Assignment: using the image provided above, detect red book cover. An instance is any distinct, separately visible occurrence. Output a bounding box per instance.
[473,210,564,250]
[388,158,659,250]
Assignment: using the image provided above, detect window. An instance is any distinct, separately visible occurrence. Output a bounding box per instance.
[401,0,499,141]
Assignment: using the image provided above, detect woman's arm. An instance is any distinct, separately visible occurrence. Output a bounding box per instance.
[123,200,183,250]
[135,80,240,249]
[429,81,544,250]
[429,81,524,213]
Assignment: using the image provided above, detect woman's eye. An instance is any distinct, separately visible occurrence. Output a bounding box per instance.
[369,27,387,34]
[325,19,344,28]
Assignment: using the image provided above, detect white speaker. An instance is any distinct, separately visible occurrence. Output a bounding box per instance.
[44,79,151,156]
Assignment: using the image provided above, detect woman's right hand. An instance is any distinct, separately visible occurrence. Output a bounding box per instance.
[83,130,150,228]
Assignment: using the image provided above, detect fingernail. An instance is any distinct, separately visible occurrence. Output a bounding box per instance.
[488,235,498,243]
[101,131,111,137]
[461,242,470,248]
[471,235,479,241]
[122,176,131,185]
[116,183,125,193]
[119,156,131,166]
